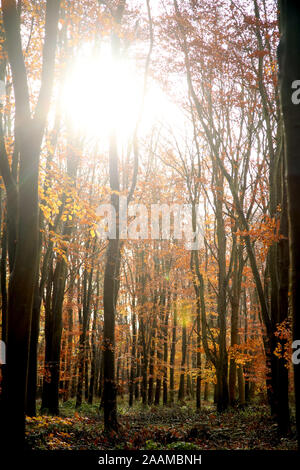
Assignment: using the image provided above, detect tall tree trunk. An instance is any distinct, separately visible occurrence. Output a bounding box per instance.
[76,251,94,408]
[178,319,187,402]
[129,295,136,407]
[237,365,245,407]
[0,0,60,448]
[278,0,300,446]
[148,316,156,405]
[0,215,8,344]
[103,132,120,429]
[169,290,177,404]
[26,278,42,416]
[89,271,100,404]
[195,294,201,410]
[229,243,243,405]
[163,293,169,405]
[63,271,75,402]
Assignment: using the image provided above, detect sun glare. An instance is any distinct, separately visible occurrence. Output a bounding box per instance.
[62,46,177,144]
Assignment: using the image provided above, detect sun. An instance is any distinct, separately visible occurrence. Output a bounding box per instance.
[61,44,177,145]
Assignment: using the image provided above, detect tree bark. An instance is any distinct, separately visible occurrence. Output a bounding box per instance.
[278,0,300,446]
[0,0,60,448]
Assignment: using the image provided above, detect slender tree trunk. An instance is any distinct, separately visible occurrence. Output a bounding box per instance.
[279,1,300,445]
[103,131,120,429]
[26,279,42,416]
[169,291,177,404]
[237,365,245,407]
[129,296,137,407]
[89,272,100,404]
[0,216,8,344]
[163,295,169,405]
[148,317,156,405]
[178,319,187,402]
[0,0,60,447]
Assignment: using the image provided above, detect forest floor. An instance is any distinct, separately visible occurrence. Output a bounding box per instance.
[25,399,298,451]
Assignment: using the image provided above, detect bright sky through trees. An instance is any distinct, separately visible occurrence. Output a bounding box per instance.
[62,43,183,144]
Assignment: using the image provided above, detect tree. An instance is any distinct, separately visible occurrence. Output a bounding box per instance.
[278,0,300,447]
[0,0,60,448]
